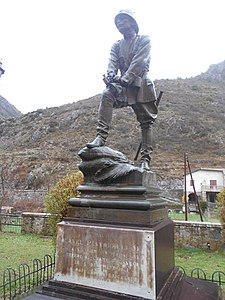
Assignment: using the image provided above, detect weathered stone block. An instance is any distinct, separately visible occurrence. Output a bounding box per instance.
[54,219,174,299]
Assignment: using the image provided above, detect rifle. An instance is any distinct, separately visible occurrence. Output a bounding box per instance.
[134,91,163,161]
[103,74,123,97]
[156,91,163,107]
[103,74,112,86]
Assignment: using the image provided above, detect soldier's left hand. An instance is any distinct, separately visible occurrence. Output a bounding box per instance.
[119,78,128,87]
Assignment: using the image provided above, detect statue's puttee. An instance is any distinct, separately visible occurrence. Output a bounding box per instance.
[87,9,158,171]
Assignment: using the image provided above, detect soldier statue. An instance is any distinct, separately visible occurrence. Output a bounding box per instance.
[87,9,158,171]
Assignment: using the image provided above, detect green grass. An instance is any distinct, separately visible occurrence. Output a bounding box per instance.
[0,233,224,291]
[0,233,55,281]
[1,224,21,234]
[169,210,220,223]
[175,247,225,291]
[175,247,225,277]
[0,215,22,234]
[1,233,224,276]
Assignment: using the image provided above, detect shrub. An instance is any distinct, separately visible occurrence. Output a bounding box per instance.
[199,199,208,213]
[167,202,183,211]
[217,188,225,241]
[44,170,83,244]
[191,85,199,91]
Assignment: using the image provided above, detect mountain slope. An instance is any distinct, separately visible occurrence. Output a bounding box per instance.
[0,61,225,191]
[0,95,22,119]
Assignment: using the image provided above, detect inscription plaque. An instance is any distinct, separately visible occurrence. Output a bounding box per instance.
[55,222,156,299]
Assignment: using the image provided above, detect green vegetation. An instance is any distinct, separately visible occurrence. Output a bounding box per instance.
[217,187,225,241]
[44,170,83,242]
[0,233,224,276]
[1,224,21,234]
[0,215,22,234]
[0,233,224,292]
[168,210,220,223]
[175,247,225,280]
[199,199,208,213]
[0,233,54,281]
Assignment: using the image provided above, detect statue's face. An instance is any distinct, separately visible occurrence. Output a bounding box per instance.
[115,15,134,34]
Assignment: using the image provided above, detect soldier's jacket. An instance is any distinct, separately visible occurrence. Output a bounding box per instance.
[107,34,157,109]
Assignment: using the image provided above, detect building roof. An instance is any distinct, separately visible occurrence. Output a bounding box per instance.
[187,168,225,175]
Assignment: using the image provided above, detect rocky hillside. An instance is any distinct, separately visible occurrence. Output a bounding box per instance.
[0,95,22,119]
[0,60,225,193]
[197,60,225,82]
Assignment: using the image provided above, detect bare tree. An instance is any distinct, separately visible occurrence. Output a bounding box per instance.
[0,154,14,213]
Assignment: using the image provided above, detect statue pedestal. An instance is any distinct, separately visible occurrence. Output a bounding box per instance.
[66,169,167,227]
[38,146,222,299]
[46,171,174,300]
[54,219,174,299]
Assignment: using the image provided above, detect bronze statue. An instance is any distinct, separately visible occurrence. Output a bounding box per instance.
[87,9,158,171]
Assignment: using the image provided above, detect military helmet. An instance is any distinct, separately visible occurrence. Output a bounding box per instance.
[114,9,139,34]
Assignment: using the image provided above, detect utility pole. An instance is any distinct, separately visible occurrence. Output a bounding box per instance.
[186,154,204,222]
[184,153,188,221]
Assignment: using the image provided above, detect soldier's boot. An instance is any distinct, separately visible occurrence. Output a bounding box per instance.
[86,135,105,148]
[140,127,153,171]
[86,124,108,148]
[86,91,113,149]
[140,159,151,171]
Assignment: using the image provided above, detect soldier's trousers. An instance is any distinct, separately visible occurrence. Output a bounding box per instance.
[96,88,157,162]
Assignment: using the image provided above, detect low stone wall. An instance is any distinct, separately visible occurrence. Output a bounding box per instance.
[22,212,51,235]
[5,189,48,205]
[174,220,223,251]
[21,213,224,251]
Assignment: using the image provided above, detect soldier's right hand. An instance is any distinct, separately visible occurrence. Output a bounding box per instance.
[106,71,115,81]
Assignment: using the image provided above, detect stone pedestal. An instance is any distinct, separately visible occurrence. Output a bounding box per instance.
[66,170,167,227]
[35,145,223,300]
[54,219,174,299]
[49,170,175,299]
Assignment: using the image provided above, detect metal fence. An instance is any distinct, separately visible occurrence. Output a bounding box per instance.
[0,258,224,299]
[177,266,225,286]
[0,214,22,234]
[0,254,55,300]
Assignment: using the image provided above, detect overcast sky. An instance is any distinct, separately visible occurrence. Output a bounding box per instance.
[0,0,224,114]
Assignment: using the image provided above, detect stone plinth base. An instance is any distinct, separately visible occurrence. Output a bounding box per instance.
[53,219,174,299]
[67,171,167,227]
[51,170,173,299]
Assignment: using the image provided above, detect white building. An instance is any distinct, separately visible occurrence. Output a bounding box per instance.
[185,168,225,206]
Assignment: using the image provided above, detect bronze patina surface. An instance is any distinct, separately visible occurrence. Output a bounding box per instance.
[86,9,159,171]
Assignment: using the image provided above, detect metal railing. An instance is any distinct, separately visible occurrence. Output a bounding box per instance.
[0,214,22,234]
[0,254,55,300]
[177,266,225,286]
[201,185,224,192]
[1,258,224,299]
